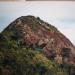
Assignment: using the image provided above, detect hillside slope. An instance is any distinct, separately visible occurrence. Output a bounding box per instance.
[0,15,75,75]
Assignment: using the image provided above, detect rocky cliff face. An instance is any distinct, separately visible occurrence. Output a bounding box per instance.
[1,15,75,75]
[2,16,75,65]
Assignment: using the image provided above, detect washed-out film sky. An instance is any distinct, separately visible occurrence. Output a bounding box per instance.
[0,1,75,45]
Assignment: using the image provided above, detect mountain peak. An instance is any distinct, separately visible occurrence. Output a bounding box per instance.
[3,15,75,53]
[4,15,57,34]
[1,15,75,74]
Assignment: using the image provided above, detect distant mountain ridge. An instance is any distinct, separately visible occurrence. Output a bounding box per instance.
[0,15,75,75]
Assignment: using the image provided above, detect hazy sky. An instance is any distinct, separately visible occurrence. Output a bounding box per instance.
[0,1,75,45]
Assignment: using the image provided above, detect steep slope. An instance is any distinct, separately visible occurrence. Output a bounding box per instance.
[2,16,75,63]
[0,15,75,75]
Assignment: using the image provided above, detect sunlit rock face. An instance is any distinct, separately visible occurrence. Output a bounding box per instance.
[1,15,75,75]
[2,15,75,64]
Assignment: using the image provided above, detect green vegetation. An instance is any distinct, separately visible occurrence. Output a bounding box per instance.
[37,17,57,32]
[0,32,70,75]
[0,15,72,75]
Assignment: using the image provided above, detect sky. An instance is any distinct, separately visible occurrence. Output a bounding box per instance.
[0,1,75,45]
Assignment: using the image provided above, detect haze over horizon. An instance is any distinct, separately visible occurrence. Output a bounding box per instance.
[0,1,75,45]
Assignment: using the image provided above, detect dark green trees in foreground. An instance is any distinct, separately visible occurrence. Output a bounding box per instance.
[0,33,69,75]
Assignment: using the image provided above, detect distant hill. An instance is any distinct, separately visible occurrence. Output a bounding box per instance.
[0,15,75,75]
